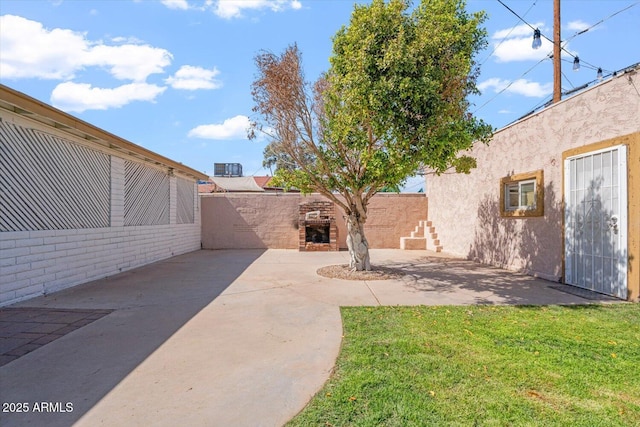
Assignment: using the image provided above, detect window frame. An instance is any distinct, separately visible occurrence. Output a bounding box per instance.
[500,170,544,218]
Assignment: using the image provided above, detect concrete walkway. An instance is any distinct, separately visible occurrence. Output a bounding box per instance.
[0,249,617,427]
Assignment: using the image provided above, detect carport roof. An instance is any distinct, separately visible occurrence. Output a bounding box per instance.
[0,84,208,181]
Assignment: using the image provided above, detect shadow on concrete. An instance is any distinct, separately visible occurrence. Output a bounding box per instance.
[466,177,630,300]
[379,255,618,305]
[0,249,265,427]
[0,307,113,367]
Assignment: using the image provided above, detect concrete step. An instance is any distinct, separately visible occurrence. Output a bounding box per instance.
[400,237,427,250]
[401,220,433,251]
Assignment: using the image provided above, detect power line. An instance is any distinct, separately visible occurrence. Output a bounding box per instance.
[512,62,640,125]
[497,0,638,67]
[563,2,639,45]
[478,1,538,67]
[250,165,267,176]
[473,56,547,114]
[479,0,637,115]
[495,0,537,32]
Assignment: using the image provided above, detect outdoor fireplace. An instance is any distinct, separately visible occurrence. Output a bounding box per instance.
[299,201,338,251]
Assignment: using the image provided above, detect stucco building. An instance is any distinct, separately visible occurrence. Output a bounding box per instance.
[426,64,640,300]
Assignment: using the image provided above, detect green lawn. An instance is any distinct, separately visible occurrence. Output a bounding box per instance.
[287,304,640,426]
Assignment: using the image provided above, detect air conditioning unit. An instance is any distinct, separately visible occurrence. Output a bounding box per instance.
[213,163,243,177]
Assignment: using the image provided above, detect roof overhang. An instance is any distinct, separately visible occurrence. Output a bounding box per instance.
[0,84,208,181]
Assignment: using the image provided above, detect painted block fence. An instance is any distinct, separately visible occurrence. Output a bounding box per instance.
[201,192,428,250]
[0,95,203,307]
[0,224,200,305]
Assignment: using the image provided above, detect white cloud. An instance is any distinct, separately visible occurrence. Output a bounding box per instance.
[492,37,553,63]
[111,36,145,44]
[212,0,302,19]
[188,115,250,139]
[567,20,590,32]
[161,0,190,10]
[165,65,222,90]
[509,79,553,97]
[0,15,171,82]
[492,23,544,40]
[490,23,561,63]
[478,78,508,93]
[51,82,166,112]
[0,15,88,80]
[478,78,552,98]
[85,44,173,82]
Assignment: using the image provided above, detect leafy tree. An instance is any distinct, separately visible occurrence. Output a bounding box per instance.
[250,0,492,270]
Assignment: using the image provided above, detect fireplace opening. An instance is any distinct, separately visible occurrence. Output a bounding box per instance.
[299,201,338,251]
[306,223,330,243]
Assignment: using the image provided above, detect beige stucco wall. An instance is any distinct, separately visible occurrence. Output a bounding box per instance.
[201,193,427,250]
[426,69,640,298]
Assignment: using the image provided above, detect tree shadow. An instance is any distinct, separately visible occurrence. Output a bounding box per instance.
[518,183,564,281]
[468,196,521,271]
[463,172,628,300]
[561,171,629,299]
[378,256,618,305]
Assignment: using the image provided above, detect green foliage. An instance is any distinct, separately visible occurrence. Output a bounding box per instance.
[288,304,640,426]
[251,0,492,213]
[450,154,477,174]
[324,0,492,179]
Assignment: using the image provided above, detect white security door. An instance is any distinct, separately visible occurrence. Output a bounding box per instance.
[564,146,628,299]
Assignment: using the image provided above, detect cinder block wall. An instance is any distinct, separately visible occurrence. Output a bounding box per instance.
[0,224,200,305]
[0,114,201,307]
[200,192,427,249]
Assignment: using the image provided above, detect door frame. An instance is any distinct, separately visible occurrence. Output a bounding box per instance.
[562,138,634,299]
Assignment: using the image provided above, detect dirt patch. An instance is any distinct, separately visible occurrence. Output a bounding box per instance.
[317,264,405,281]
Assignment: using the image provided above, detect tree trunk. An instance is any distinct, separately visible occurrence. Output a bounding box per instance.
[346,213,370,271]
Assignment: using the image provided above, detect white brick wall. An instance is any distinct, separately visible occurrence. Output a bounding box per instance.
[0,114,201,306]
[0,220,200,306]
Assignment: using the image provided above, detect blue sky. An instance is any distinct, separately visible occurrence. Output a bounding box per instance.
[1,0,638,191]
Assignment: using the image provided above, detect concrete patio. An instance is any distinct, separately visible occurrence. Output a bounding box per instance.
[0,249,618,427]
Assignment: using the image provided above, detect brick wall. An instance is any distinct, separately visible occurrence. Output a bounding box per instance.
[0,224,200,305]
[299,200,339,251]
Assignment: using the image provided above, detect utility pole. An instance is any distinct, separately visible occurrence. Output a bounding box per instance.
[553,0,562,103]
